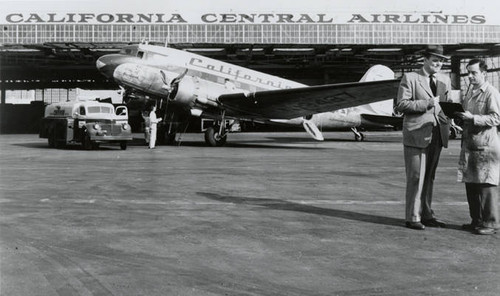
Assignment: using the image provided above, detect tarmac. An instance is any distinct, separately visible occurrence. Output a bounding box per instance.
[0,131,498,296]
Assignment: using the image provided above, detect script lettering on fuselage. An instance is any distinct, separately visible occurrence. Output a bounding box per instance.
[188,57,292,90]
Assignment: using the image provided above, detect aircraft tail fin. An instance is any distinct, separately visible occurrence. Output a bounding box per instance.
[354,65,396,116]
[359,65,395,82]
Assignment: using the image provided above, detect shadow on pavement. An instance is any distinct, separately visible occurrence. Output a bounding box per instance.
[198,191,404,228]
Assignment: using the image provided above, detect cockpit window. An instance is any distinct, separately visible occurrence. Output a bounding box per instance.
[119,46,137,56]
[137,51,144,59]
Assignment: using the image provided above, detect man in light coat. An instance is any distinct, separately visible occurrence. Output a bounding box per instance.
[149,105,162,149]
[456,59,500,235]
[396,45,451,230]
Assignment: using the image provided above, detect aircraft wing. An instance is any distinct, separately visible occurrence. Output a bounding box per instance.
[361,114,403,128]
[217,79,400,119]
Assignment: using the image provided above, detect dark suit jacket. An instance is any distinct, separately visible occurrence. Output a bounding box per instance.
[396,68,451,148]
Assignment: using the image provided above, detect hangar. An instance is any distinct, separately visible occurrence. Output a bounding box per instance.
[1,7,499,133]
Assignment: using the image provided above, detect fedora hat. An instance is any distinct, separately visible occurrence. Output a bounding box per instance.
[423,45,449,59]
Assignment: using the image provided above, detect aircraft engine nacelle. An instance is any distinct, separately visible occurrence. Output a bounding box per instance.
[164,74,198,107]
[169,76,219,109]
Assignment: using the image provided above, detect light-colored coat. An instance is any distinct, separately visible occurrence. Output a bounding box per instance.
[396,69,451,148]
[458,81,500,185]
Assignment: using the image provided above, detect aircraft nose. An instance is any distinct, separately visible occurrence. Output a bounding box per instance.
[96,55,116,78]
[96,57,106,70]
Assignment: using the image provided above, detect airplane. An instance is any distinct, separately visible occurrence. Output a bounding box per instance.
[96,42,400,146]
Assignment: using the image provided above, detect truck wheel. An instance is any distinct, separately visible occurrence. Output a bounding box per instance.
[48,131,56,148]
[82,132,93,150]
[120,141,127,150]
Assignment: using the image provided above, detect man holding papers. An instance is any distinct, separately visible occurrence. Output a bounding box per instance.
[396,45,451,230]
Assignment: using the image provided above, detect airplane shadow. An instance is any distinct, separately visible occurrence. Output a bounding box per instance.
[265,136,402,143]
[197,192,404,228]
[12,142,125,151]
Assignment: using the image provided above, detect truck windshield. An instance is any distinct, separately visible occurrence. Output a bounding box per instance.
[87,106,112,114]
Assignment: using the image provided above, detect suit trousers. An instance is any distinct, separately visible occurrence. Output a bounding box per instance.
[465,183,499,228]
[404,126,442,222]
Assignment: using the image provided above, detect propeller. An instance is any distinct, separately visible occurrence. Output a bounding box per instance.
[160,69,188,92]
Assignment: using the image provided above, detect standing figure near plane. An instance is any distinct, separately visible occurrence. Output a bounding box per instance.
[148,105,162,149]
[141,109,151,146]
[456,59,500,235]
[396,45,451,230]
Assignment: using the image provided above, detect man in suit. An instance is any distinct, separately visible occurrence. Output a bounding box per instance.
[396,45,451,230]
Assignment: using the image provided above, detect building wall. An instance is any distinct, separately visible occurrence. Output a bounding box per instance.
[2,23,499,45]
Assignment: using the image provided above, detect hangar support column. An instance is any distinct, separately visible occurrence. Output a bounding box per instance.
[0,75,5,133]
[450,56,462,91]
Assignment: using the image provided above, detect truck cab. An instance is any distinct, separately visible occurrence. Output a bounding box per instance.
[39,101,133,150]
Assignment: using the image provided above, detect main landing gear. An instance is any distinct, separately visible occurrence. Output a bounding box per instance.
[204,125,227,147]
[351,127,365,141]
[204,111,228,147]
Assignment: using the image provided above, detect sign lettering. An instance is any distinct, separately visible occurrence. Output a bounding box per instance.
[3,13,487,24]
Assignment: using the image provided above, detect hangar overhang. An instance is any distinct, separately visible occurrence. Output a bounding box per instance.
[2,42,499,91]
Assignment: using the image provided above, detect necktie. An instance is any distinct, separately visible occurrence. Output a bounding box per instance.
[429,74,437,96]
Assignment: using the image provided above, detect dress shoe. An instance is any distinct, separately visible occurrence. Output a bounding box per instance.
[475,227,496,235]
[406,221,425,230]
[462,223,480,231]
[422,218,446,228]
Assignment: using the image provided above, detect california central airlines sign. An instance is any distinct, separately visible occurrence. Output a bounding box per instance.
[2,12,488,24]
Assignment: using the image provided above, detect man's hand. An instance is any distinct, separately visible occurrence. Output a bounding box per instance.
[428,96,442,114]
[456,111,474,121]
[427,97,435,109]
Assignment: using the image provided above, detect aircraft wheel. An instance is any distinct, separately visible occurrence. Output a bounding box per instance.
[204,126,227,147]
[48,131,56,148]
[120,141,127,150]
[355,133,365,141]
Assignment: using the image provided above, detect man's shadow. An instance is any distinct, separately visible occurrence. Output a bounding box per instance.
[198,192,404,228]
